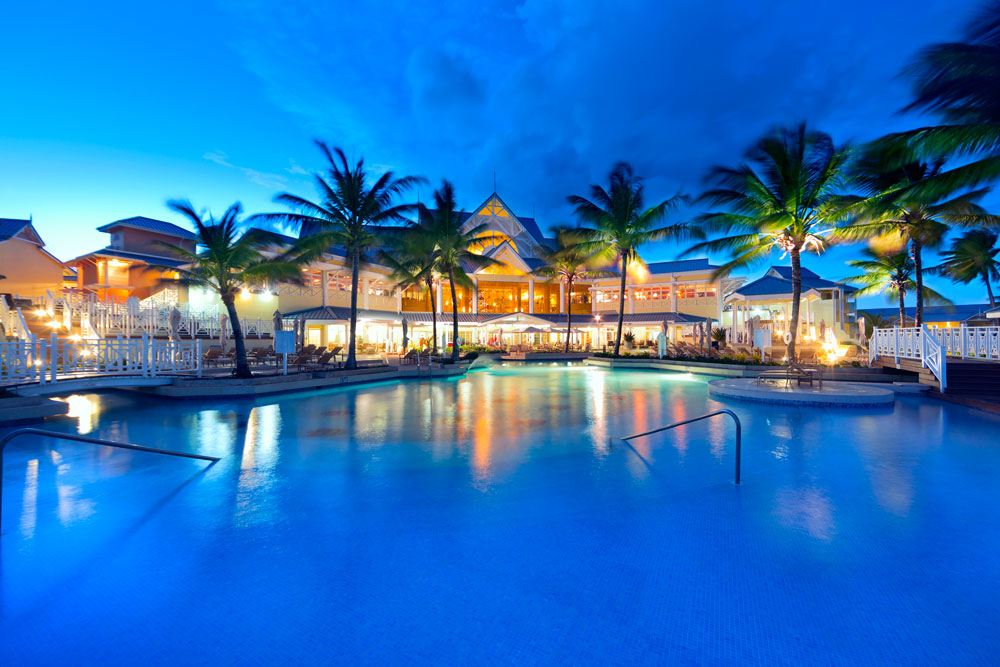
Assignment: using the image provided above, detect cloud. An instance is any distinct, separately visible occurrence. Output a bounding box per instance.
[220,0,975,266]
[202,150,289,189]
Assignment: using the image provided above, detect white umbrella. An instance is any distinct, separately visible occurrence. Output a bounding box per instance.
[219,312,228,352]
[169,307,182,342]
[401,317,409,349]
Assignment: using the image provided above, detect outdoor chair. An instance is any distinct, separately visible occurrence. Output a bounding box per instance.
[202,347,223,367]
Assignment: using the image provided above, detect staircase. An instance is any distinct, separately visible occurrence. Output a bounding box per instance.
[942,361,1000,401]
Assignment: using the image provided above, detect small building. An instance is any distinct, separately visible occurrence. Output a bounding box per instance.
[860,304,996,329]
[0,218,65,298]
[64,216,194,302]
[723,266,858,348]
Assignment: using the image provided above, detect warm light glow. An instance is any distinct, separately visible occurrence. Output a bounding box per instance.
[34,309,47,317]
[240,288,252,300]
[48,320,62,328]
[260,292,273,302]
[62,394,98,434]
[69,334,83,342]
[625,257,649,284]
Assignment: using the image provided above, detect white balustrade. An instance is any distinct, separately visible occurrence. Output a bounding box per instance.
[1,337,204,383]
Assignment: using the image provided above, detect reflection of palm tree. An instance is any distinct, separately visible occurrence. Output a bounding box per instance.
[530,227,614,353]
[256,142,423,369]
[844,248,950,328]
[150,201,316,378]
[570,162,689,357]
[381,227,440,353]
[422,181,498,361]
[688,124,848,361]
[835,145,1000,325]
[934,229,1000,307]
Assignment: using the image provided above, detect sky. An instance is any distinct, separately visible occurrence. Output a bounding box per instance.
[0,0,993,308]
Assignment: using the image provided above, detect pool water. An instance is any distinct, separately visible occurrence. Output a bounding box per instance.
[1,363,998,665]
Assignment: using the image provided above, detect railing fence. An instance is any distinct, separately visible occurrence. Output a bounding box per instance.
[1,335,203,383]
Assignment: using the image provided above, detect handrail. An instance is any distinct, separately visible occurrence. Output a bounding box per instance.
[619,409,742,484]
[1,428,220,532]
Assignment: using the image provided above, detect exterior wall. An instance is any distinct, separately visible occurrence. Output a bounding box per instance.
[0,238,65,297]
[113,227,195,257]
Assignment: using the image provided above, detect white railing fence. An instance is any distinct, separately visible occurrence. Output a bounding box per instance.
[870,326,951,389]
[1,297,31,342]
[0,335,203,383]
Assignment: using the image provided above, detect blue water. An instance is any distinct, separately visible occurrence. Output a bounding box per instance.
[1,363,998,665]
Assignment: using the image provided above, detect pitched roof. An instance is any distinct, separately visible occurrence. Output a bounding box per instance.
[0,218,33,241]
[860,304,994,323]
[644,258,718,274]
[767,265,821,280]
[65,247,186,267]
[98,216,197,241]
[729,272,856,298]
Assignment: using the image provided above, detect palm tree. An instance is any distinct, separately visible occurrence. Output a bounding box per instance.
[834,145,1000,325]
[422,181,498,361]
[529,227,615,353]
[255,141,423,369]
[569,162,689,357]
[844,248,951,328]
[935,229,1000,307]
[858,310,892,338]
[868,3,1000,202]
[380,226,440,353]
[151,201,315,378]
[687,123,849,361]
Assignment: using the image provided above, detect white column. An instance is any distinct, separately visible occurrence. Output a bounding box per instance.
[321,270,329,307]
[670,278,677,312]
[528,280,535,314]
[435,281,443,314]
[396,290,402,313]
[362,277,370,310]
[559,282,566,314]
[627,286,635,315]
[590,286,597,314]
[472,276,479,315]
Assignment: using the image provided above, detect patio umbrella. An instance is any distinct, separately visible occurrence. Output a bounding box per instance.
[219,312,228,352]
[169,307,181,342]
[272,309,283,337]
[521,326,546,334]
[298,316,307,348]
[401,317,409,350]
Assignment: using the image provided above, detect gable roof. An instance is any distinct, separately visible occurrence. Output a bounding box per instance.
[767,265,821,280]
[0,218,35,241]
[98,216,197,241]
[861,303,993,323]
[728,272,856,299]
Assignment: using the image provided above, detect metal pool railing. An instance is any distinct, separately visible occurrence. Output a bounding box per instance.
[618,409,743,484]
[0,428,220,533]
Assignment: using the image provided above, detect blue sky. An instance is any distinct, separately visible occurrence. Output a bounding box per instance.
[1,0,993,307]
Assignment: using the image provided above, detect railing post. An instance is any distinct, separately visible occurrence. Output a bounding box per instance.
[196,339,203,378]
[49,332,58,383]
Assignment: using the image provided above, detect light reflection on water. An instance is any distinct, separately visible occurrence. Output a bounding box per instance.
[4,365,1000,664]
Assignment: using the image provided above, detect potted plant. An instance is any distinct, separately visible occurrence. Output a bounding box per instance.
[711,327,727,350]
[623,331,635,351]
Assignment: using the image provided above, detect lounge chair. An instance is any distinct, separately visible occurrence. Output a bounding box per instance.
[202,347,223,367]
[309,350,339,369]
[400,349,420,365]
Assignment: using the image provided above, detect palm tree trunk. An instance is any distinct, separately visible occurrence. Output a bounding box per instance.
[345,251,360,370]
[448,267,460,361]
[564,276,572,354]
[984,271,996,308]
[899,289,906,329]
[427,277,437,354]
[788,248,802,363]
[223,295,252,378]
[912,238,924,327]
[614,260,627,357]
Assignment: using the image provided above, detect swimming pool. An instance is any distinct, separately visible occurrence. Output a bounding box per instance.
[2,363,998,664]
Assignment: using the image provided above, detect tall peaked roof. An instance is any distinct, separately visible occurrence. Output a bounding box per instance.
[98,216,197,241]
[767,265,821,280]
[466,192,548,245]
[0,218,36,242]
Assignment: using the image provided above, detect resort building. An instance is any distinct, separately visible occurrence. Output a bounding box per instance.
[722,266,859,350]
[274,193,738,351]
[63,216,193,302]
[3,197,861,353]
[0,218,65,297]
